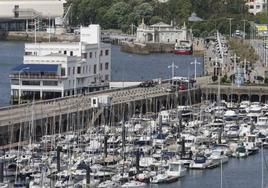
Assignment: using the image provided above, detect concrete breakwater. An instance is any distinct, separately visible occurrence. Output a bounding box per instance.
[121,40,204,55]
[0,31,79,42]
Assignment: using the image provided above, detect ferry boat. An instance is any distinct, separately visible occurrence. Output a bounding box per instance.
[174,40,193,55]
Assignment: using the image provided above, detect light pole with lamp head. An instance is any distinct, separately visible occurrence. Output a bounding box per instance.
[190,58,201,80]
[18,67,29,105]
[168,61,178,79]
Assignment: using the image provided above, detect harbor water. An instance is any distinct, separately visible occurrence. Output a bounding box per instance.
[0,42,204,107]
[0,42,267,188]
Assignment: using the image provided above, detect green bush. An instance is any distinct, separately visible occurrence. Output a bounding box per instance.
[212,75,218,82]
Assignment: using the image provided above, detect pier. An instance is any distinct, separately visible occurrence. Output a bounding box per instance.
[0,81,201,147]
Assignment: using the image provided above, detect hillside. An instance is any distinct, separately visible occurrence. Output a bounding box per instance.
[66,0,263,36]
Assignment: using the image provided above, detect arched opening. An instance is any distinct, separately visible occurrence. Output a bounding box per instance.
[202,93,207,101]
[229,94,238,103]
[142,103,146,114]
[147,33,153,42]
[36,125,42,138]
[208,93,216,101]
[240,94,249,102]
[261,95,268,103]
[251,95,260,102]
[181,96,187,105]
[16,129,20,142]
[135,105,140,115]
[220,94,228,102]
[63,119,67,132]
[157,100,161,112]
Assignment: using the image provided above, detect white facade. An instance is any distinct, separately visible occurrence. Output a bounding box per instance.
[136,21,188,44]
[246,0,267,15]
[10,25,112,104]
[0,0,64,19]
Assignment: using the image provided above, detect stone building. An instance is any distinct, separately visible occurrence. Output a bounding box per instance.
[135,20,188,44]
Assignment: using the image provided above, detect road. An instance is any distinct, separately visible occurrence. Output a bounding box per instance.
[0,83,173,126]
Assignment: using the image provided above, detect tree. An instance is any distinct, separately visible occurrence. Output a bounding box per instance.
[103,2,131,29]
[133,3,154,23]
[212,75,218,82]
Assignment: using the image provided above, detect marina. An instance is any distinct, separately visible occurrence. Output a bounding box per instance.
[0,1,267,187]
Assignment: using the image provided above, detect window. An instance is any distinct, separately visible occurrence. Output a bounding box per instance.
[105,50,109,56]
[105,62,109,70]
[43,81,58,86]
[100,50,103,56]
[25,52,32,55]
[61,68,65,76]
[82,53,87,59]
[22,80,40,86]
[70,51,73,56]
[77,67,81,74]
[89,52,92,58]
[100,63,103,71]
[11,79,19,85]
[64,51,67,55]
[94,65,97,74]
[14,5,19,18]
[105,74,109,81]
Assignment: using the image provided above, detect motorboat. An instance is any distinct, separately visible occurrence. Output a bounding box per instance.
[189,155,212,169]
[174,40,193,55]
[232,145,249,158]
[166,160,187,178]
[223,110,238,121]
[244,134,259,155]
[98,180,120,188]
[121,180,146,187]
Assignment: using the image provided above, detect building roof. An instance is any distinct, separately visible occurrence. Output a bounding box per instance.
[188,12,203,22]
[151,22,172,28]
[11,64,59,73]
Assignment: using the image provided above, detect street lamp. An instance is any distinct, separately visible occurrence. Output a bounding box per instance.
[227,18,233,38]
[18,67,29,105]
[168,61,178,78]
[190,58,201,80]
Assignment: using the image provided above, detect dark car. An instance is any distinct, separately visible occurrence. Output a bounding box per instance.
[140,80,157,87]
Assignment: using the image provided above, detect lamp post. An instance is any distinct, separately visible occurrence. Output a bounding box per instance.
[190,58,201,80]
[227,18,233,38]
[168,61,178,78]
[18,67,29,105]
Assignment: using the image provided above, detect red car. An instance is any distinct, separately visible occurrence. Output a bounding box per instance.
[179,84,186,90]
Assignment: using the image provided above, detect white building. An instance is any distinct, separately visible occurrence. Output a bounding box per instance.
[0,0,65,31]
[246,0,267,15]
[135,20,188,44]
[10,24,111,104]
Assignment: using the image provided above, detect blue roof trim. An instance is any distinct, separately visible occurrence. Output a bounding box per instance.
[11,64,59,73]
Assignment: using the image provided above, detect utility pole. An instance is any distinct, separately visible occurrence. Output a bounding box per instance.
[227,18,233,38]
[168,62,178,78]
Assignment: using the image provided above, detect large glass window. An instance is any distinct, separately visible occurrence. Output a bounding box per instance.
[22,80,40,85]
[43,81,58,86]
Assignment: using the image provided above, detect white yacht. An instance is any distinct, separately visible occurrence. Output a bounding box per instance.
[166,161,187,178]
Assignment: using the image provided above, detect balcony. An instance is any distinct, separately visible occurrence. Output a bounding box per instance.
[9,74,63,80]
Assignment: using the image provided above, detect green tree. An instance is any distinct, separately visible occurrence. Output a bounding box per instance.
[103,2,131,29]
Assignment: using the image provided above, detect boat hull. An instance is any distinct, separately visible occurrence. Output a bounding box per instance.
[174,50,193,55]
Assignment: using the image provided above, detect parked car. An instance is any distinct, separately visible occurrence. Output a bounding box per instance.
[139,80,157,87]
